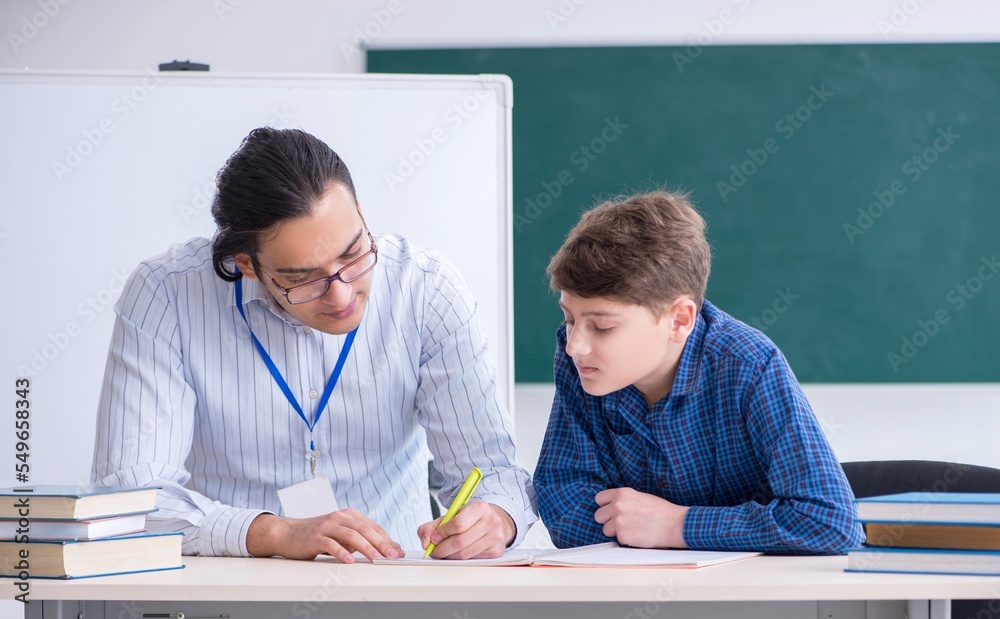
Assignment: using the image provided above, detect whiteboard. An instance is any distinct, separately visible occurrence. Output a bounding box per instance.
[0,70,513,488]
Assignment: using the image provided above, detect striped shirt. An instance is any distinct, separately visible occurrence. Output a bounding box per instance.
[535,300,863,555]
[91,234,537,556]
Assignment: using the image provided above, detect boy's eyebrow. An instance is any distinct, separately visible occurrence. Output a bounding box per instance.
[275,229,364,274]
[558,301,622,318]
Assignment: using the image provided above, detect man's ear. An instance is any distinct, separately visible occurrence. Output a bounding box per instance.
[234,254,258,280]
[667,297,698,342]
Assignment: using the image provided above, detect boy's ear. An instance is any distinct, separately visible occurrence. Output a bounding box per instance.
[667,297,698,342]
[234,254,258,280]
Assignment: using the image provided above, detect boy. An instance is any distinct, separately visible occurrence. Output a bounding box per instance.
[535,190,862,554]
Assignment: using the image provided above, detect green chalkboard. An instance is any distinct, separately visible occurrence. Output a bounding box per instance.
[369,44,1000,383]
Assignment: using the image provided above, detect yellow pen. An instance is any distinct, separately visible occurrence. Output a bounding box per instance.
[424,466,482,558]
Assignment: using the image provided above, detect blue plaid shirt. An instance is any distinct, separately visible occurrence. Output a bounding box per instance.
[535,300,863,555]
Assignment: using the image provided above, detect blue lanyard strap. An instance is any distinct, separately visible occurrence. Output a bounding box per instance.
[234,277,357,433]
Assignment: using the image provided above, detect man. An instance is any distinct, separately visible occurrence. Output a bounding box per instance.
[91,127,536,562]
[536,190,862,554]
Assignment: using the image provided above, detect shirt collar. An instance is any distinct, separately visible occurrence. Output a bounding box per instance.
[228,271,306,328]
[668,300,713,398]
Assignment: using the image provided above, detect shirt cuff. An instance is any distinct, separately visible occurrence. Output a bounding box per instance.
[479,494,536,549]
[682,505,731,550]
[197,506,271,557]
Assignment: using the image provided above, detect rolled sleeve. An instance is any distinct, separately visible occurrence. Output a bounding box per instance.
[198,507,272,557]
[478,494,530,548]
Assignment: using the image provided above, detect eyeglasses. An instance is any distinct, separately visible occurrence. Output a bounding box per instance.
[252,232,378,305]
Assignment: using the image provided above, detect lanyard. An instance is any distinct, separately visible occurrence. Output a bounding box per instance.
[234,277,357,473]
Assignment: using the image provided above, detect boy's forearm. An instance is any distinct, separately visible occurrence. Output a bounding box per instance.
[540,492,610,548]
[683,501,862,554]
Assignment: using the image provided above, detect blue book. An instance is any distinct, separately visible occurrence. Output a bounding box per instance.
[855,492,1000,525]
[0,485,160,520]
[846,546,1000,576]
[0,531,183,579]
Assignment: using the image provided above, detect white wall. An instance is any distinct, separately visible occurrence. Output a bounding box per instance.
[3,0,1000,76]
[2,1,999,614]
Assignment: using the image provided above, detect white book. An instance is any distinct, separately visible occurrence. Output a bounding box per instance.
[373,542,761,568]
[0,513,148,541]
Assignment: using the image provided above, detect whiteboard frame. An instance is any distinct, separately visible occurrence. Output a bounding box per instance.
[0,70,514,487]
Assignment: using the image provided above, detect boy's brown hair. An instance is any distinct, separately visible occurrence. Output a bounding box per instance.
[547,190,712,312]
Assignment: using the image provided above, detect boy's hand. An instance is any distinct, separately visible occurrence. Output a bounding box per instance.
[594,488,689,549]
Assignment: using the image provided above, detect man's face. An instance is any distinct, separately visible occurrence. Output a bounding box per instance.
[558,291,692,403]
[236,183,373,335]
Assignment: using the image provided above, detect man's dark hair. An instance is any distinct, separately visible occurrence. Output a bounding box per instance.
[211,127,357,281]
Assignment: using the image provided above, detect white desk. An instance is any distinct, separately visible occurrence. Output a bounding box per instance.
[4,555,999,619]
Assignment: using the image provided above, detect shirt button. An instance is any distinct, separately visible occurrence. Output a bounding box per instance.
[309,389,318,398]
[223,551,232,558]
[303,327,312,335]
[657,478,669,488]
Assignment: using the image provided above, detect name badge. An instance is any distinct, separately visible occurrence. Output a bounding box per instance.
[277,476,340,518]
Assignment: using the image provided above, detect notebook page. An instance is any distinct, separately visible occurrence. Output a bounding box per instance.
[372,548,536,566]
[536,547,760,567]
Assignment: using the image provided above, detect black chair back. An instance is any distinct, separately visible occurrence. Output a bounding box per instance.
[842,460,1000,499]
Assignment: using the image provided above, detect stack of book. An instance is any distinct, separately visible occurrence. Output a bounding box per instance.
[847,492,1000,576]
[0,485,184,579]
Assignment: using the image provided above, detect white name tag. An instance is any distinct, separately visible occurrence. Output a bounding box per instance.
[277,476,340,518]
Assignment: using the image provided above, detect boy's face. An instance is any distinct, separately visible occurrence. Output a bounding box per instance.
[558,291,696,405]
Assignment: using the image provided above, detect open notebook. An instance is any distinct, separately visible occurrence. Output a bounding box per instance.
[372,542,760,568]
